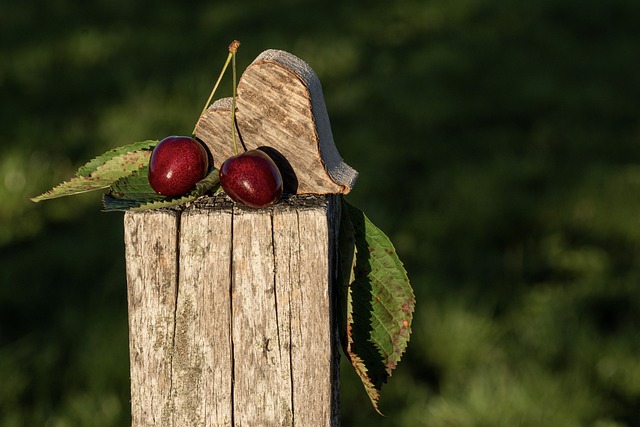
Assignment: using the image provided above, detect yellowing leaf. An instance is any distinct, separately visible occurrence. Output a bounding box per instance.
[76,140,157,177]
[30,141,156,202]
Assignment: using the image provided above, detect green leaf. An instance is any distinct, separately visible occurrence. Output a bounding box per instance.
[105,164,163,201]
[76,140,157,177]
[338,202,383,412]
[338,197,415,414]
[103,168,220,211]
[30,141,156,202]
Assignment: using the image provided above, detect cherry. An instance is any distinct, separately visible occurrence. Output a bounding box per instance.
[217,43,282,208]
[220,149,283,208]
[148,136,209,196]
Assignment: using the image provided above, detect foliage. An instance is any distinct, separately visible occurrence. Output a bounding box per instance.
[2,0,640,425]
[30,141,156,202]
[31,139,221,211]
[103,167,220,211]
[338,198,415,413]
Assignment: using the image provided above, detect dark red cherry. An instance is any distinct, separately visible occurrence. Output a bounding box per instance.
[220,149,283,208]
[148,136,209,196]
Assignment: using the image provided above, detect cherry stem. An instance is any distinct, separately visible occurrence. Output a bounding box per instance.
[191,40,241,136]
[230,42,239,156]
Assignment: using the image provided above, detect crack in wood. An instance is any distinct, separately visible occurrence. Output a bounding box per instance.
[168,211,181,425]
[229,206,236,427]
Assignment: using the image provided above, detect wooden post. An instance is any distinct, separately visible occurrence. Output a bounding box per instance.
[123,50,357,426]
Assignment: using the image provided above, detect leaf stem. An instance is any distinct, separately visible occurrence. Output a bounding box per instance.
[191,41,239,136]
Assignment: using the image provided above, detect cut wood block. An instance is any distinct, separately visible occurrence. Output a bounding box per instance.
[195,49,358,196]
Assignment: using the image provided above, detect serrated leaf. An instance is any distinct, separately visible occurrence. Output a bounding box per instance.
[338,202,383,413]
[106,165,163,201]
[338,197,415,414]
[30,142,156,202]
[76,140,157,177]
[338,198,357,336]
[103,168,220,212]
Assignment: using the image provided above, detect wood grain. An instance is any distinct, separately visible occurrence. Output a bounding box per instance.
[272,197,340,426]
[124,210,179,426]
[124,195,340,426]
[172,205,234,426]
[195,50,358,196]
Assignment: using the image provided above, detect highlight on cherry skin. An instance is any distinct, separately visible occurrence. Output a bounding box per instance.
[220,149,284,208]
[148,136,210,197]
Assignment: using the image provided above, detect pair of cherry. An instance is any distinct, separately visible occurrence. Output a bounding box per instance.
[148,135,283,208]
[147,41,282,208]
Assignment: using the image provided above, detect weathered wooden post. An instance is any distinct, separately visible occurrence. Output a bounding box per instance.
[123,50,358,426]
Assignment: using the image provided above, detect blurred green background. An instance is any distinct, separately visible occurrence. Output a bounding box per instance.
[2,0,640,425]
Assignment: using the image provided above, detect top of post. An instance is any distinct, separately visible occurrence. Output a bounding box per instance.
[195,49,358,195]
